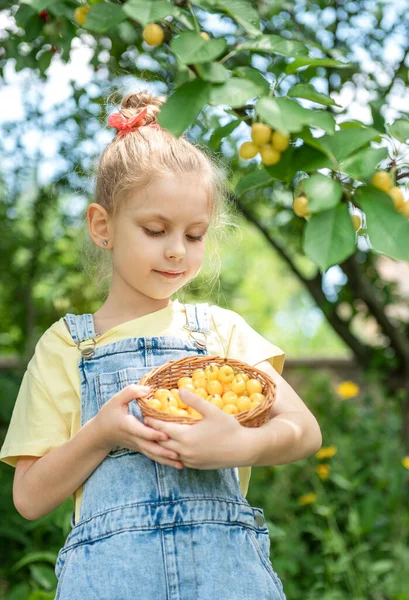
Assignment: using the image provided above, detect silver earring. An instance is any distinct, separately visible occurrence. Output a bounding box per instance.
[102,240,108,247]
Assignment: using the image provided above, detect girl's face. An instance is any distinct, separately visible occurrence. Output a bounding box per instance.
[109,173,212,301]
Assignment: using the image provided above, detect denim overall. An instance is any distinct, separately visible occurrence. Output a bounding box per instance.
[54,303,286,600]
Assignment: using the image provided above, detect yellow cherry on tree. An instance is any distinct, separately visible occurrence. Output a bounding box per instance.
[271,130,290,152]
[200,32,210,40]
[388,186,405,210]
[351,214,362,232]
[371,170,392,192]
[239,141,259,160]
[260,145,281,166]
[143,23,164,46]
[73,5,89,26]
[293,195,310,218]
[251,123,272,145]
[399,201,409,218]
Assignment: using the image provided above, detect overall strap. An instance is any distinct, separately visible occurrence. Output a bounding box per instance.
[63,314,100,359]
[63,313,97,343]
[183,303,210,350]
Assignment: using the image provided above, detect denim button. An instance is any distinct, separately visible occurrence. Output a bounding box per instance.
[255,513,264,527]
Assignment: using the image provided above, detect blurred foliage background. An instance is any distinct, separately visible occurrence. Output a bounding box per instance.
[1,0,409,598]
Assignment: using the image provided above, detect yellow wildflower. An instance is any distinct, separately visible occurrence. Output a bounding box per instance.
[402,457,409,469]
[316,446,337,460]
[298,493,317,506]
[315,464,330,480]
[335,381,360,399]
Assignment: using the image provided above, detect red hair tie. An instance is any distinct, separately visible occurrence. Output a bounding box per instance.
[108,107,161,136]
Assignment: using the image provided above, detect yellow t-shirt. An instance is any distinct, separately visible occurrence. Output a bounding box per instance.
[0,300,285,523]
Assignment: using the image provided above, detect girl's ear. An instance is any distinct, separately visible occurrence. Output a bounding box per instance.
[88,203,112,248]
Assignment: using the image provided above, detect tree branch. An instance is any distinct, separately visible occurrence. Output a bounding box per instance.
[340,255,409,369]
[234,195,374,367]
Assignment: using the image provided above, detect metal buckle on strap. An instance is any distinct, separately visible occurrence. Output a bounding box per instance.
[183,325,207,350]
[75,334,101,359]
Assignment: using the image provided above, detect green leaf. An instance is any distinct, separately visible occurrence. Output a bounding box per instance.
[306,109,336,134]
[22,0,59,10]
[235,169,274,197]
[262,146,297,184]
[29,564,57,592]
[7,583,31,600]
[84,3,127,33]
[233,66,270,95]
[369,99,386,134]
[292,145,333,173]
[195,61,229,83]
[209,119,242,150]
[256,97,335,135]
[170,32,226,64]
[38,50,53,75]
[21,14,44,41]
[12,552,57,572]
[215,0,260,35]
[157,79,211,136]
[285,56,352,75]
[339,147,389,181]
[256,97,306,134]
[15,4,36,27]
[236,34,307,57]
[318,126,381,162]
[303,174,343,212]
[123,0,177,26]
[355,186,409,261]
[288,83,341,107]
[331,473,354,490]
[209,78,264,108]
[303,203,356,271]
[388,119,409,143]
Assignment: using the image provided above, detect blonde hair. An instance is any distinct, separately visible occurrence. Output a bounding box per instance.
[80,89,239,299]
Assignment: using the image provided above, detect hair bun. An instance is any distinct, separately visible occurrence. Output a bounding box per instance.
[120,91,166,127]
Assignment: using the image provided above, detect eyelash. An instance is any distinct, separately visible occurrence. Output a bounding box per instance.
[144,228,204,242]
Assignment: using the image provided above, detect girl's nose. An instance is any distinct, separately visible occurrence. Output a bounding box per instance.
[165,239,186,260]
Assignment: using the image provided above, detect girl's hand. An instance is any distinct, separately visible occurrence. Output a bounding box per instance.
[92,384,184,470]
[144,388,256,470]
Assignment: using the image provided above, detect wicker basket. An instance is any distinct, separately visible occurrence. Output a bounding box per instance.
[137,355,276,428]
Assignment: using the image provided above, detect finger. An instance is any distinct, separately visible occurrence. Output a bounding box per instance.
[125,415,169,442]
[144,417,191,438]
[143,439,180,461]
[178,388,218,417]
[142,442,184,469]
[117,384,152,406]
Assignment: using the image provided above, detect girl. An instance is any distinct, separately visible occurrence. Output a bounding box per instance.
[1,91,322,600]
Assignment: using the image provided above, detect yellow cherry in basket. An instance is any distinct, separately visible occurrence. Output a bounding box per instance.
[146,398,162,411]
[237,396,252,412]
[208,394,224,409]
[192,368,206,380]
[207,379,224,396]
[250,392,265,404]
[162,395,178,409]
[154,389,170,401]
[223,404,239,415]
[230,375,246,395]
[193,377,207,389]
[222,391,239,406]
[218,364,235,384]
[246,379,263,395]
[178,377,193,388]
[204,364,219,381]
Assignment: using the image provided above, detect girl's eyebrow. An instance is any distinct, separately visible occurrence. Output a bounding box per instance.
[137,212,210,226]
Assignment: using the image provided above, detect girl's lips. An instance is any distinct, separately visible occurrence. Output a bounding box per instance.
[154,270,184,279]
